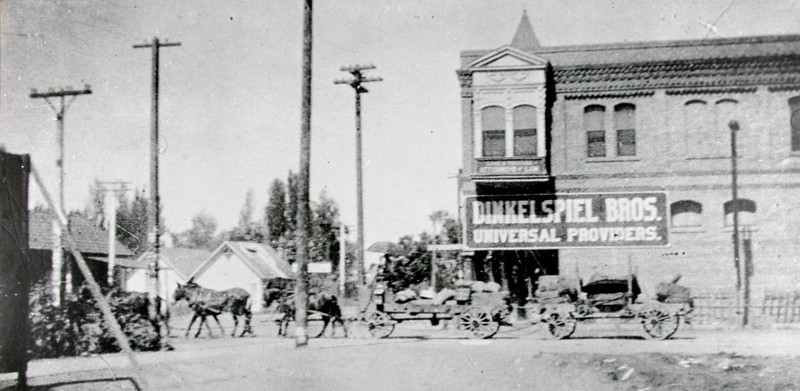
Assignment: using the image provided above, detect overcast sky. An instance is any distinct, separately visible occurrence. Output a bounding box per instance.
[2,0,799,244]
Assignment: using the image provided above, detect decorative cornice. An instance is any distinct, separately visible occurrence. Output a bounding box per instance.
[768,84,800,92]
[556,167,800,180]
[665,86,758,95]
[564,91,655,100]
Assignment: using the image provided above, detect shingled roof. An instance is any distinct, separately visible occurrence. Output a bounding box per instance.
[28,210,133,256]
[461,31,800,94]
[191,241,293,280]
[130,247,212,280]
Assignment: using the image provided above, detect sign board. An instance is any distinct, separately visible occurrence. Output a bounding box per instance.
[463,192,669,250]
[292,262,333,274]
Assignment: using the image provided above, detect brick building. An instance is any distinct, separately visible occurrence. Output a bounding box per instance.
[456,12,800,298]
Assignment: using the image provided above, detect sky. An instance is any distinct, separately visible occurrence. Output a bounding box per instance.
[2,0,799,245]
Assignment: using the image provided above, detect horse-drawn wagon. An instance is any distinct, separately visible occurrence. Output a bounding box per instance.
[530,273,694,340]
[360,281,513,339]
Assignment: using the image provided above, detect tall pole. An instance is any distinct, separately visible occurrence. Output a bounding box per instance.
[729,120,742,324]
[30,85,92,306]
[295,0,313,348]
[134,37,181,338]
[339,223,347,296]
[100,181,130,287]
[335,65,382,286]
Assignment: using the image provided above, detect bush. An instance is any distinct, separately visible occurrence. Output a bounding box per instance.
[28,282,161,359]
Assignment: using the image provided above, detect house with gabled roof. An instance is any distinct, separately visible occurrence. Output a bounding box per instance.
[27,210,133,289]
[189,241,293,312]
[124,247,211,300]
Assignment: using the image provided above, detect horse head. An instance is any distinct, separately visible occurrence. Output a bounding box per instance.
[174,282,189,303]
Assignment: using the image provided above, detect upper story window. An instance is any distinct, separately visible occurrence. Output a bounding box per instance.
[481,106,505,157]
[684,100,713,158]
[790,96,800,152]
[723,198,757,227]
[513,105,537,157]
[585,105,606,157]
[614,104,636,156]
[671,200,702,228]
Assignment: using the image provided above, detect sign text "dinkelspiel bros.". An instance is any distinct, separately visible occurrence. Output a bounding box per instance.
[464,192,669,249]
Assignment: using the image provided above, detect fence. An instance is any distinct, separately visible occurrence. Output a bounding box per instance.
[690,288,800,325]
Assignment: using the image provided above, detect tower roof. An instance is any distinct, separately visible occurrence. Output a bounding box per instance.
[510,10,541,51]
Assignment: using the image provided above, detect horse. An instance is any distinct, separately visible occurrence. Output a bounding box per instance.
[173,279,253,337]
[263,286,347,338]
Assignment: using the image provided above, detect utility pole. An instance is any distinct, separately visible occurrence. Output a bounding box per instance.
[99,181,131,287]
[335,64,382,286]
[729,120,742,325]
[295,0,313,348]
[30,85,92,306]
[339,223,347,297]
[134,37,181,339]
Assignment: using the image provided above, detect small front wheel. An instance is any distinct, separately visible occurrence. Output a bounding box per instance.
[545,312,576,340]
[642,310,680,340]
[362,310,395,339]
[458,307,499,339]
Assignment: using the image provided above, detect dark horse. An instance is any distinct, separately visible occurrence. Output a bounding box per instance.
[173,279,253,337]
[106,289,170,337]
[263,283,347,338]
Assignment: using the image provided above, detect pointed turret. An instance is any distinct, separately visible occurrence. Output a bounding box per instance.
[510,10,540,51]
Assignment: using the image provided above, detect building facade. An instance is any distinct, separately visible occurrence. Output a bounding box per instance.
[457,13,800,297]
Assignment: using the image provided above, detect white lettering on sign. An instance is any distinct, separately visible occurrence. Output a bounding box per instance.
[472,198,601,225]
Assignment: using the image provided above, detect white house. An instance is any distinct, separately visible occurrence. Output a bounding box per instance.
[190,241,293,312]
[124,247,211,300]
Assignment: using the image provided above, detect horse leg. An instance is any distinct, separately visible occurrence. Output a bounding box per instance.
[241,309,252,337]
[195,316,206,338]
[203,315,215,337]
[185,313,199,338]
[212,314,224,336]
[231,315,238,337]
[337,316,348,338]
[316,316,329,338]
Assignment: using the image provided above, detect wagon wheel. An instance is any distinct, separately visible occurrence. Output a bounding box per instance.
[362,310,394,339]
[641,310,680,340]
[545,312,576,340]
[458,307,499,339]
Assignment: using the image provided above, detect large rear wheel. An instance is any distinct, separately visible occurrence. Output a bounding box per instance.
[458,307,499,339]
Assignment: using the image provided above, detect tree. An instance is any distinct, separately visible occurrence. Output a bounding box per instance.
[229,188,267,243]
[116,190,149,254]
[311,191,340,265]
[182,212,218,249]
[286,171,299,233]
[265,179,288,244]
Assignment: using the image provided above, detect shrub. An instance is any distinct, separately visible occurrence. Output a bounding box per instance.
[28,282,161,359]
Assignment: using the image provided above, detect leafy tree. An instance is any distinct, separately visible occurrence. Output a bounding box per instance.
[285,171,299,232]
[229,188,267,243]
[116,190,149,254]
[441,216,461,244]
[265,179,288,243]
[310,191,341,265]
[181,212,218,249]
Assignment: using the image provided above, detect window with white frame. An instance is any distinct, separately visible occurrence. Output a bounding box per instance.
[585,105,606,157]
[614,103,636,157]
[513,105,537,157]
[481,106,505,157]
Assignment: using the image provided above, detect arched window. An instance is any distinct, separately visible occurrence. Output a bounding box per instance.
[670,200,702,228]
[790,96,800,152]
[481,106,505,157]
[715,99,739,155]
[684,100,712,158]
[585,105,606,157]
[723,198,757,227]
[513,105,537,157]
[614,103,636,156]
